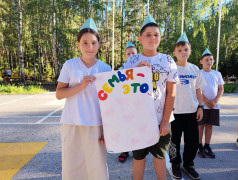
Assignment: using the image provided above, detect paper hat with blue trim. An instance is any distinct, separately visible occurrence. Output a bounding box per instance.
[126,41,135,49]
[202,48,212,56]
[176,32,189,44]
[80,18,98,33]
[141,14,157,30]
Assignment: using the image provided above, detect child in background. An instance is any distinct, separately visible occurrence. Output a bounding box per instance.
[169,32,206,180]
[197,48,224,159]
[118,41,137,163]
[121,14,178,180]
[56,18,111,180]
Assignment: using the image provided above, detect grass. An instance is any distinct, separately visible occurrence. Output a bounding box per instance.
[0,85,48,94]
[224,84,238,93]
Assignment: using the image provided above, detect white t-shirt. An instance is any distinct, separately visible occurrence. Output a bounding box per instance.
[58,57,111,126]
[200,69,224,109]
[174,63,206,114]
[120,53,179,125]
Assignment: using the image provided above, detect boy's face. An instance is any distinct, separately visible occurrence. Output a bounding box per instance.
[200,55,214,69]
[125,47,137,59]
[138,26,160,51]
[173,43,191,62]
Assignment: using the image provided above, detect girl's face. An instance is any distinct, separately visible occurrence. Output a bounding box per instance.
[173,43,191,62]
[138,26,160,51]
[77,33,99,59]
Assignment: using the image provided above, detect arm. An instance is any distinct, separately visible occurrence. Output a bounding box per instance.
[203,94,213,109]
[211,84,224,106]
[56,76,96,100]
[196,88,203,121]
[160,81,176,136]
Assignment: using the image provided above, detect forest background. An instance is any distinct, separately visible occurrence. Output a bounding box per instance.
[0,0,237,82]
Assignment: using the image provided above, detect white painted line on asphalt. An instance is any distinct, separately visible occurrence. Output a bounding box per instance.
[0,116,61,119]
[165,152,184,180]
[43,92,56,95]
[0,94,38,106]
[36,106,63,124]
[0,122,60,125]
[220,114,238,117]
[44,99,65,105]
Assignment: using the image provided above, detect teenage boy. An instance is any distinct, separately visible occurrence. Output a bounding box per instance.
[169,32,206,180]
[121,14,178,180]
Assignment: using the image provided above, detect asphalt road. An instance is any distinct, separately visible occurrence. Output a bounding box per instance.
[0,92,237,180]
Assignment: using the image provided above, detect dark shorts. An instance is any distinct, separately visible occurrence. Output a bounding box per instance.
[132,133,170,160]
[198,109,220,126]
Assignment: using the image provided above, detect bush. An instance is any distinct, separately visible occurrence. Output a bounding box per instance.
[0,85,48,94]
[224,84,238,93]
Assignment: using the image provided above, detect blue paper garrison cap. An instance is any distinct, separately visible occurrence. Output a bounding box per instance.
[126,41,135,49]
[202,48,212,56]
[80,18,98,33]
[176,32,189,44]
[141,14,157,30]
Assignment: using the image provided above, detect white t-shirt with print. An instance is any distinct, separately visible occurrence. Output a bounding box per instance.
[201,69,224,109]
[120,53,179,125]
[174,63,206,114]
[58,57,111,126]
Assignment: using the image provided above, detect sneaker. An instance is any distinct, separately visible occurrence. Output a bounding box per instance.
[204,146,215,158]
[118,152,129,163]
[197,146,206,158]
[182,166,200,180]
[171,164,182,179]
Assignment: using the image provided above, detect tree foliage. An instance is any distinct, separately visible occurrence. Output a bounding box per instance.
[0,0,237,82]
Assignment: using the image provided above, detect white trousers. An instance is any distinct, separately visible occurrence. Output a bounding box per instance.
[62,124,108,180]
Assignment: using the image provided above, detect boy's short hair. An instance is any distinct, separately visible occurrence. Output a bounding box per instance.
[201,53,213,60]
[126,46,137,50]
[140,23,160,35]
[173,41,191,51]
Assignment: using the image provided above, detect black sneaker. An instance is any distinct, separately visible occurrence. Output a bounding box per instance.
[204,146,215,158]
[182,166,200,180]
[118,152,129,163]
[197,146,206,158]
[171,164,182,179]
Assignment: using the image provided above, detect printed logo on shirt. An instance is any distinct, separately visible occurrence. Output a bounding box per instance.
[179,74,197,85]
[180,79,189,85]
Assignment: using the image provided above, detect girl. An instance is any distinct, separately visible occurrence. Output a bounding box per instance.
[56,18,111,180]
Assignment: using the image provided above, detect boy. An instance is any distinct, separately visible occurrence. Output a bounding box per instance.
[169,32,206,180]
[120,14,178,180]
[118,41,137,163]
[197,48,224,159]
[125,41,137,59]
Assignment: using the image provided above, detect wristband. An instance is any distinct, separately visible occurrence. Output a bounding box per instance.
[197,105,204,109]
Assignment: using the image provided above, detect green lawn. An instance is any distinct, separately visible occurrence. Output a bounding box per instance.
[0,85,48,94]
[224,84,238,93]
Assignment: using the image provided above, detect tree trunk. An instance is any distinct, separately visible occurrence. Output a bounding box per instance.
[3,34,10,68]
[52,0,59,80]
[37,1,42,81]
[17,0,24,83]
[206,3,215,48]
[164,0,171,54]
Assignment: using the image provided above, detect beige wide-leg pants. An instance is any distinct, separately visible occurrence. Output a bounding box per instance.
[62,124,108,180]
